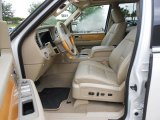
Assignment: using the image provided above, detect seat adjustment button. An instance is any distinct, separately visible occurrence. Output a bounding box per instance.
[108,93,112,96]
[97,92,99,96]
[101,93,105,96]
[88,92,94,95]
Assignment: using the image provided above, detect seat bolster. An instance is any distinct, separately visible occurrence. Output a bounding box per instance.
[117,54,131,84]
[0,20,11,49]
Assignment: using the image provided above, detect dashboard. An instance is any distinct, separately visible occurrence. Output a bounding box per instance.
[35,26,60,56]
[22,25,64,81]
[37,29,53,47]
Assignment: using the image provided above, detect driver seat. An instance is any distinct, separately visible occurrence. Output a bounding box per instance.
[72,27,137,102]
[80,5,127,55]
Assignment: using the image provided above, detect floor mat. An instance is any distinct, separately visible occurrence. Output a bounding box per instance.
[39,88,70,110]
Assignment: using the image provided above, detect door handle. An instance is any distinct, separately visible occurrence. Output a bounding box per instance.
[130,84,137,92]
[74,35,81,38]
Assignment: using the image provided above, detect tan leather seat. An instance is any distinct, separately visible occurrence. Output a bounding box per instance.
[72,28,137,103]
[80,5,127,55]
[0,20,11,49]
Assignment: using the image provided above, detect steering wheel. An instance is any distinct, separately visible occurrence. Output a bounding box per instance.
[56,22,78,56]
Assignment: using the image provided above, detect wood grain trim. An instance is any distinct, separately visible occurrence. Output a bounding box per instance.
[70,35,75,45]
[75,33,105,41]
[0,75,18,120]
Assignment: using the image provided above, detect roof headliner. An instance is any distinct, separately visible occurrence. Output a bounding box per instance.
[71,0,139,9]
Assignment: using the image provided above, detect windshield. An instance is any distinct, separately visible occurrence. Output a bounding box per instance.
[42,3,77,26]
[2,0,76,33]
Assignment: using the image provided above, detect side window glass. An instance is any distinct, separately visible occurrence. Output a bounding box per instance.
[71,5,109,33]
[2,0,45,33]
[119,3,137,27]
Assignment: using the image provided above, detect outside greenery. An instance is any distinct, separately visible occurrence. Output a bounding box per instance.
[2,1,23,27]
[28,2,41,14]
[120,8,136,20]
[2,1,43,31]
[120,4,137,26]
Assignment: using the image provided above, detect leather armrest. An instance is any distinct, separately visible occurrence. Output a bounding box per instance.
[90,46,114,58]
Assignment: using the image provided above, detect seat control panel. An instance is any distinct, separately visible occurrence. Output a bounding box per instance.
[88,91,112,97]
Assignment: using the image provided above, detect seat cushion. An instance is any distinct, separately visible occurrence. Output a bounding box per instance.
[72,60,124,102]
[74,61,119,86]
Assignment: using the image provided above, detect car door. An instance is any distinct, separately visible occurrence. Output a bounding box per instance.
[0,49,18,120]
[0,20,45,120]
[143,0,160,119]
[70,5,110,51]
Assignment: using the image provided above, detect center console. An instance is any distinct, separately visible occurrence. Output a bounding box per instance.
[89,46,115,58]
[69,46,115,63]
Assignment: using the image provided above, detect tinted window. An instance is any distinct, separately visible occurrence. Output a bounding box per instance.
[119,3,137,27]
[151,0,160,46]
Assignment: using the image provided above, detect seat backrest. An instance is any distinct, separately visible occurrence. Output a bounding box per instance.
[101,6,127,46]
[109,28,137,84]
[0,20,11,50]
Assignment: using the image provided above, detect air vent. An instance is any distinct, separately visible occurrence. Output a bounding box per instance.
[35,35,41,48]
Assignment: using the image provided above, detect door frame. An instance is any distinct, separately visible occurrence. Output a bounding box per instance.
[142,0,160,119]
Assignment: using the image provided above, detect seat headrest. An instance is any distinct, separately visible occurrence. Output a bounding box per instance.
[111,6,125,23]
[0,20,11,49]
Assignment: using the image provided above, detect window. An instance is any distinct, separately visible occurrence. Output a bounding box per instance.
[119,3,137,27]
[151,0,160,46]
[71,5,109,33]
[2,0,45,33]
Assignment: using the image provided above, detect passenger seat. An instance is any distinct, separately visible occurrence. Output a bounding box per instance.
[72,27,137,103]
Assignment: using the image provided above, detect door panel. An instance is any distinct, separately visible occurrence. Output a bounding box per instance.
[0,20,45,120]
[0,20,18,120]
[0,75,18,120]
[144,53,160,120]
[73,33,105,50]
[74,33,105,41]
[0,51,18,120]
